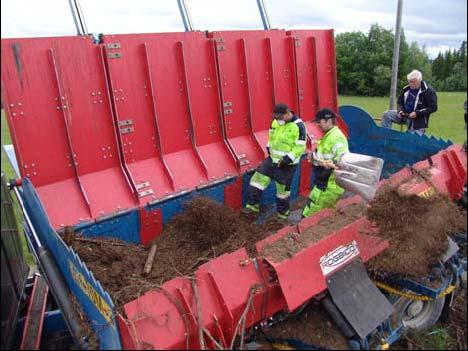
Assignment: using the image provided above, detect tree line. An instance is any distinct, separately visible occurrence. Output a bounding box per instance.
[335,24,467,96]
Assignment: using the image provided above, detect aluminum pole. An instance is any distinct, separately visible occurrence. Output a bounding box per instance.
[389,0,403,110]
[256,0,272,30]
[67,0,88,35]
[177,0,194,32]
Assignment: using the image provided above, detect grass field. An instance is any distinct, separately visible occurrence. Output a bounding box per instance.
[339,92,467,144]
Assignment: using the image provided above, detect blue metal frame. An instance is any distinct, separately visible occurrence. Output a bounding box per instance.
[20,178,121,350]
[339,105,452,179]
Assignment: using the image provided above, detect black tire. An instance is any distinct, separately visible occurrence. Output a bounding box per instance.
[392,296,446,333]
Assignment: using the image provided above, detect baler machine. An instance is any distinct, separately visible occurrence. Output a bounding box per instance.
[1,30,466,349]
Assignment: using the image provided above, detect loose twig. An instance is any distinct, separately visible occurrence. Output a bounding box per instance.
[229,285,259,349]
[143,243,157,275]
[191,279,206,350]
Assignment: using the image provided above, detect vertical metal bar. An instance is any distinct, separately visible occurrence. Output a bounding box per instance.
[289,36,300,114]
[310,37,320,113]
[142,43,176,190]
[48,48,92,217]
[99,45,139,203]
[240,39,265,157]
[210,39,240,169]
[329,31,339,112]
[389,0,403,110]
[256,0,271,30]
[176,0,194,32]
[266,38,276,104]
[177,41,209,178]
[67,0,88,35]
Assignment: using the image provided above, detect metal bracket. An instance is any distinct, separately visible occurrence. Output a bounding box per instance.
[118,119,134,127]
[223,101,232,107]
[105,43,121,49]
[135,181,150,190]
[107,52,122,59]
[216,45,225,51]
[138,189,154,198]
[224,108,232,115]
[119,126,134,134]
[214,38,225,43]
[240,159,250,166]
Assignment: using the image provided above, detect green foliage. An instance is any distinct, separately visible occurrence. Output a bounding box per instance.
[432,41,467,91]
[336,25,466,95]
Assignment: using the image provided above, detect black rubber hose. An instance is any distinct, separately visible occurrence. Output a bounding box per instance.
[320,296,356,339]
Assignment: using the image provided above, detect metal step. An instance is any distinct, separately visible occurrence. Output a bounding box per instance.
[20,274,49,350]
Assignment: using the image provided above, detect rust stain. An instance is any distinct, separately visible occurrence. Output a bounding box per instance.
[12,42,24,89]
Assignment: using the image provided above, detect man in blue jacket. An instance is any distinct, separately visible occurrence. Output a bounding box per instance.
[381,70,438,136]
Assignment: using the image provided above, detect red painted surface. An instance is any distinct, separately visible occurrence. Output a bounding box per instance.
[1,30,340,230]
[224,177,243,210]
[119,145,466,349]
[138,207,163,244]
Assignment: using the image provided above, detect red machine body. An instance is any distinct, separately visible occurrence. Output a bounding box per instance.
[117,145,466,349]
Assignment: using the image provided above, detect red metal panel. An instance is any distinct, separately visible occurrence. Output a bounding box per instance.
[1,38,92,227]
[224,177,243,210]
[48,38,137,218]
[388,145,467,200]
[209,30,279,171]
[102,32,237,198]
[2,37,139,226]
[288,30,337,112]
[177,36,238,180]
[264,219,364,311]
[287,30,348,137]
[139,207,162,244]
[101,34,177,202]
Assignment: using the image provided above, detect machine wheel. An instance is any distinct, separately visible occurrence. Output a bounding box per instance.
[392,296,445,333]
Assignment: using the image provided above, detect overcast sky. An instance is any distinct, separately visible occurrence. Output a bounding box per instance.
[1,0,466,58]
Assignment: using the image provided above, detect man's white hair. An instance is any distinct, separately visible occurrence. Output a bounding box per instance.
[407,69,423,81]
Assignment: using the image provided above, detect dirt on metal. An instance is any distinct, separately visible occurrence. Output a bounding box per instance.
[257,302,349,350]
[261,203,367,263]
[65,197,283,310]
[366,185,467,277]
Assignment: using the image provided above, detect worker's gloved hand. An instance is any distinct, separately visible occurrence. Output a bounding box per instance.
[321,160,337,169]
[277,155,293,168]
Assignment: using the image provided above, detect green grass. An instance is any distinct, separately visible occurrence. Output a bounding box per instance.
[339,92,467,144]
[2,109,35,266]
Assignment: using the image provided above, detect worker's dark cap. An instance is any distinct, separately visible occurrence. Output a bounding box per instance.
[314,108,336,121]
[273,103,290,115]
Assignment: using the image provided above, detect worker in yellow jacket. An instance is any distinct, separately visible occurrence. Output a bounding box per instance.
[302,108,349,217]
[242,103,307,220]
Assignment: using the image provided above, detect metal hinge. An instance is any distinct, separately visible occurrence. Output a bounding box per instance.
[240,159,250,166]
[107,52,122,59]
[216,44,225,51]
[223,101,232,107]
[214,38,225,43]
[105,43,121,49]
[295,39,301,47]
[224,108,232,115]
